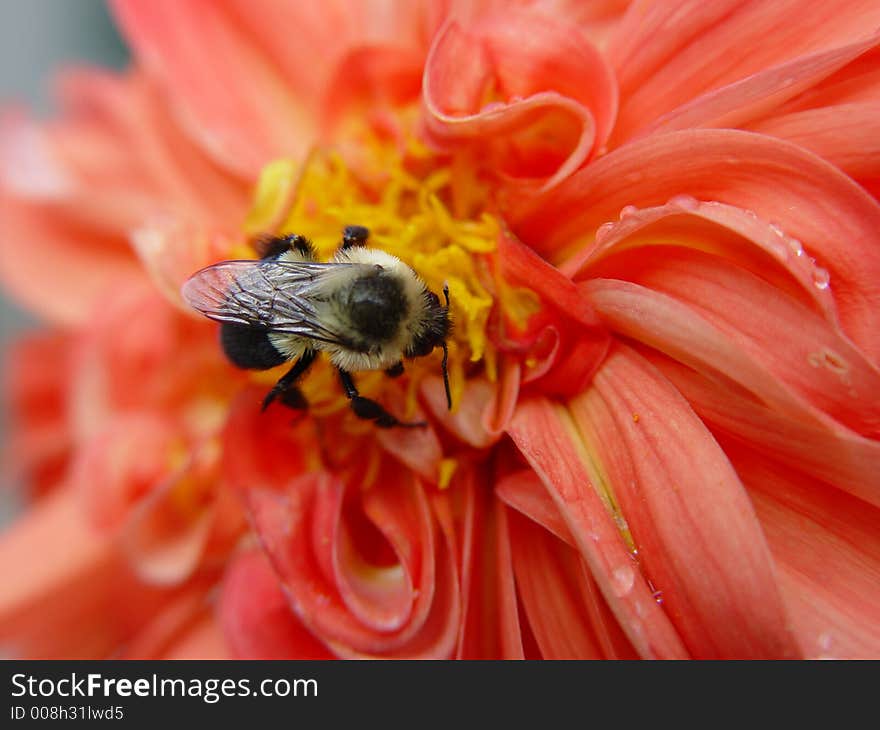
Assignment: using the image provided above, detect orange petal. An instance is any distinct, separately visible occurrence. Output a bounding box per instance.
[220,549,333,659]
[495,468,574,546]
[455,467,523,659]
[507,397,688,659]
[633,32,880,140]
[607,0,880,145]
[583,250,880,440]
[0,488,173,658]
[514,130,880,363]
[748,103,880,197]
[422,10,617,189]
[0,193,143,326]
[249,470,459,658]
[567,345,801,658]
[508,511,604,659]
[645,351,880,511]
[111,0,317,178]
[161,611,231,660]
[725,442,880,658]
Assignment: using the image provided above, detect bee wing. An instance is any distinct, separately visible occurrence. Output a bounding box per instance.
[181,259,344,342]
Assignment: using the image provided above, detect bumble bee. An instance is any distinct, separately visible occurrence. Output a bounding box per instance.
[181,225,451,428]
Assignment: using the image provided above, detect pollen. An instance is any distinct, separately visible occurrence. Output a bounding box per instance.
[242,133,532,416]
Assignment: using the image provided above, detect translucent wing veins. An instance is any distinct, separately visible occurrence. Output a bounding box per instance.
[181,259,353,344]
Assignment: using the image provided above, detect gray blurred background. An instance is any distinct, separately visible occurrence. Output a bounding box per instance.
[0,0,128,524]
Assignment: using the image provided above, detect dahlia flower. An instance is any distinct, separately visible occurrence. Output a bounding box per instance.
[2,0,879,659]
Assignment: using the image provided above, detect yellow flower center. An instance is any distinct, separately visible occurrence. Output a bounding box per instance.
[236,131,537,423]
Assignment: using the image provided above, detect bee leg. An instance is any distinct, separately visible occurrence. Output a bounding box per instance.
[384,361,404,378]
[340,225,370,250]
[262,350,317,412]
[337,368,425,428]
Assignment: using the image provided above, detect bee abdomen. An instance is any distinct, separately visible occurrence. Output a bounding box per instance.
[220,322,287,370]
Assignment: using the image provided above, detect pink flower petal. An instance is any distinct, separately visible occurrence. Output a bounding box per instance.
[513,130,880,362]
[748,103,880,197]
[161,612,230,659]
[0,488,174,658]
[583,249,880,439]
[567,345,801,658]
[633,32,880,139]
[455,468,523,659]
[606,0,880,145]
[495,468,574,545]
[111,0,318,178]
[494,468,641,658]
[725,442,880,658]
[121,442,223,587]
[220,549,333,659]
[585,275,880,506]
[645,351,880,510]
[508,511,604,659]
[422,10,617,189]
[507,397,689,659]
[249,470,459,658]
[0,193,144,326]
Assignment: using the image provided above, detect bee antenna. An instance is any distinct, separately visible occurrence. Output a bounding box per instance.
[441,340,452,410]
[442,283,450,309]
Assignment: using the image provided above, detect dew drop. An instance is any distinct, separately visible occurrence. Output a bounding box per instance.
[812,265,831,290]
[619,205,639,220]
[652,590,664,605]
[611,565,635,596]
[595,221,615,243]
[666,193,699,211]
[787,237,804,257]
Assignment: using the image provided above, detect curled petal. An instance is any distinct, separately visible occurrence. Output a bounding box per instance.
[422,10,617,189]
[220,549,333,659]
[513,130,880,362]
[249,470,459,658]
[582,249,880,439]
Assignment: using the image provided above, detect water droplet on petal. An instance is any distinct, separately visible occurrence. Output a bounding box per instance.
[595,221,615,243]
[812,266,831,290]
[667,193,699,211]
[611,565,635,596]
[619,205,639,220]
[768,222,785,238]
[787,237,804,257]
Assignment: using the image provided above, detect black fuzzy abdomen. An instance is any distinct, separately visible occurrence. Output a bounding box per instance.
[220,322,287,370]
[344,274,407,344]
